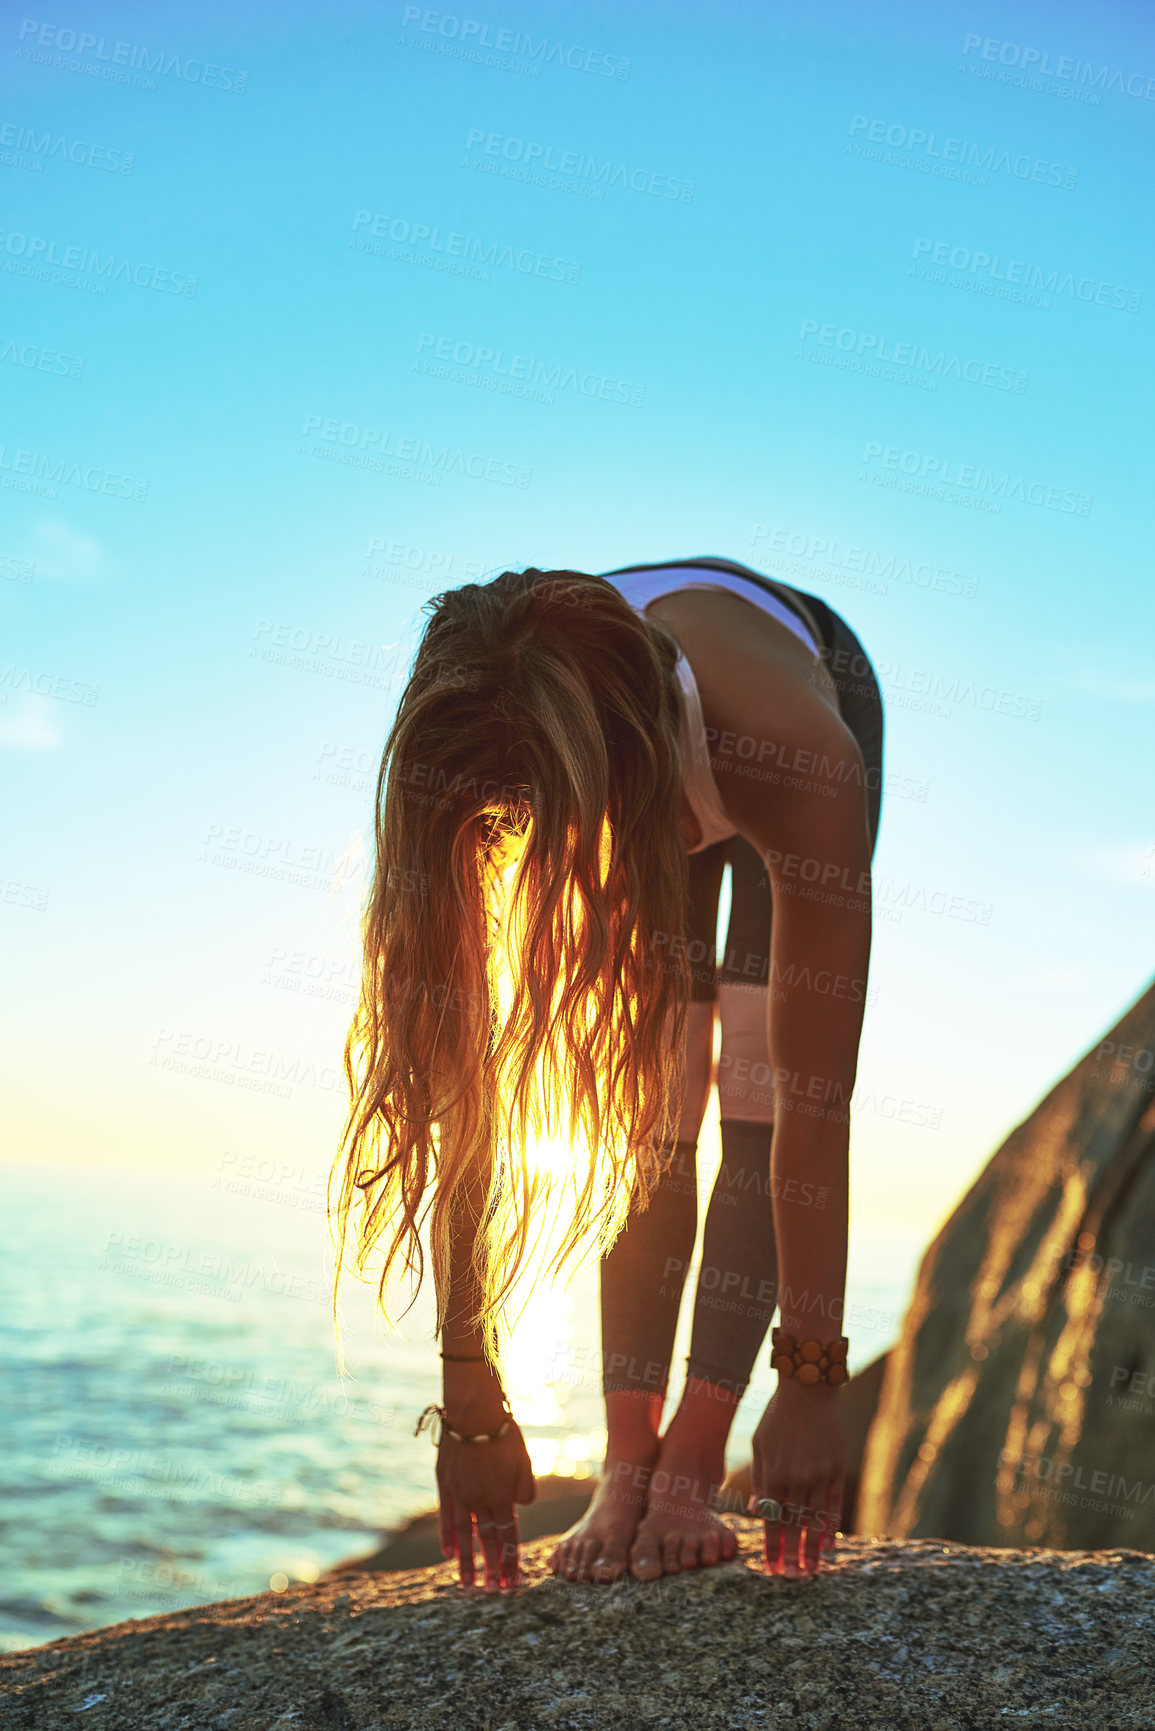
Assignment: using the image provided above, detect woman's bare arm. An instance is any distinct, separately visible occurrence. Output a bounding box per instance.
[440,1161,508,1424]
[739,737,871,1340]
[436,1147,536,1590]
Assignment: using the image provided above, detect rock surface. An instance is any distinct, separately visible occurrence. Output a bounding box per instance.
[3,1529,1152,1730]
[859,977,1155,1550]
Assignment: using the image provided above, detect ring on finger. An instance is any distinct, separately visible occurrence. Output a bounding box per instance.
[756,1497,782,1521]
[476,1520,497,1532]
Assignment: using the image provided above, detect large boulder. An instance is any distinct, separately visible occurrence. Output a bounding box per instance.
[4,1532,1153,1729]
[858,978,1155,1549]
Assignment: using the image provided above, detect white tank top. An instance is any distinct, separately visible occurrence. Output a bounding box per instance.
[604,564,823,855]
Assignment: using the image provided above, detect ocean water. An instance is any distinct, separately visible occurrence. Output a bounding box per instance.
[0,1161,919,1652]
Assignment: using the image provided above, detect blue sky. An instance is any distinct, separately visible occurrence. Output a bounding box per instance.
[4,0,1154,1277]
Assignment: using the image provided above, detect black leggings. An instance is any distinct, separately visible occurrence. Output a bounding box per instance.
[599,558,885,1400]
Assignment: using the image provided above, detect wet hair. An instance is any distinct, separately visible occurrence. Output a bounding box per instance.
[330,567,692,1353]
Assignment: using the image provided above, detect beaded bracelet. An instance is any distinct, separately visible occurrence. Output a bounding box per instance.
[414,1397,514,1446]
[770,1329,849,1386]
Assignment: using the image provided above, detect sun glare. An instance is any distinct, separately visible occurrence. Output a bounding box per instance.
[479,811,638,1320]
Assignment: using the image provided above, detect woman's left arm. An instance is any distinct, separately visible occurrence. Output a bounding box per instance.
[757,758,872,1315]
[715,660,874,1578]
[746,759,872,1576]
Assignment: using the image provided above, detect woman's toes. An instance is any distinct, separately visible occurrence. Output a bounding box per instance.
[591,1539,630,1583]
[661,1533,682,1574]
[721,1524,739,1560]
[700,1530,720,1566]
[629,1533,663,1581]
[679,1535,700,1570]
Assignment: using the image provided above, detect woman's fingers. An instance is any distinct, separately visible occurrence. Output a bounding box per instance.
[748,1465,779,1571]
[437,1488,456,1562]
[757,1485,806,1577]
[802,1494,826,1574]
[437,1431,533,1591]
[474,1508,504,1592]
[757,1496,783,1573]
[821,1473,844,1556]
[453,1500,476,1587]
[494,1509,521,1588]
[754,1480,840,1575]
[475,1504,521,1590]
[778,1489,805,1579]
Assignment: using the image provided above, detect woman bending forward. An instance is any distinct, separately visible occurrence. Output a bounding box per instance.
[333,556,883,1592]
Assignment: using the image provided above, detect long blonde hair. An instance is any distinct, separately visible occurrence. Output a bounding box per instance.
[330,568,693,1355]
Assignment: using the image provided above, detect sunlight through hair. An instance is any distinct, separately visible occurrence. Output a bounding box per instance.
[329,568,693,1359]
[479,808,647,1332]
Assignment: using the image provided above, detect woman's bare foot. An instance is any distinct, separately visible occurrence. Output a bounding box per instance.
[629,1384,740,1580]
[547,1392,662,1584]
[547,1449,657,1583]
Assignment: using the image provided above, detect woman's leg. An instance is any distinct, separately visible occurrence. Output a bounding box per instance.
[548,842,727,1583]
[688,838,780,1392]
[629,836,776,1578]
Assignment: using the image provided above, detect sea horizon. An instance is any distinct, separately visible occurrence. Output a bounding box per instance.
[1,1154,922,1651]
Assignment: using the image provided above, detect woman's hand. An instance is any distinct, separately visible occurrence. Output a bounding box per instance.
[750,1378,845,1577]
[435,1365,536,1591]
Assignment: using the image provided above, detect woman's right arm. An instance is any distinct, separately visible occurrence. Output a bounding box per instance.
[435,1168,535,1590]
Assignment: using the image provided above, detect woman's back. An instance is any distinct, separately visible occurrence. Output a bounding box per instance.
[599,557,830,853]
[601,557,825,659]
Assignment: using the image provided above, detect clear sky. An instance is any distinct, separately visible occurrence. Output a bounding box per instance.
[4,0,1154,1276]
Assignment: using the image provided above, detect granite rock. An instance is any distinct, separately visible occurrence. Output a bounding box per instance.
[3,1529,1153,1730]
[859,977,1155,1549]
